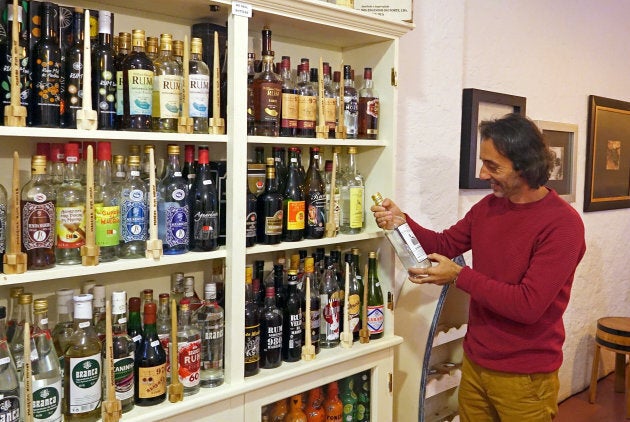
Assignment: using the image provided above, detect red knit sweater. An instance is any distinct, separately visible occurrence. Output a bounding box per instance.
[407,189,585,373]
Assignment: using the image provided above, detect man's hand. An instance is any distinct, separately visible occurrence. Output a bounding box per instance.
[370,197,406,230]
[408,253,462,286]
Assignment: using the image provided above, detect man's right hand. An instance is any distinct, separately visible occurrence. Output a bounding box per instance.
[370,197,406,230]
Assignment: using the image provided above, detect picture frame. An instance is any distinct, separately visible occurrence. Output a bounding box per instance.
[584,95,630,212]
[459,89,527,189]
[535,120,578,203]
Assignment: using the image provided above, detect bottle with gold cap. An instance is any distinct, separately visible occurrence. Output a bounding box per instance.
[158,144,189,254]
[6,287,24,343]
[152,33,182,132]
[115,32,131,130]
[145,36,158,62]
[256,157,284,245]
[118,155,148,258]
[172,39,184,64]
[112,154,127,185]
[122,29,155,131]
[188,37,210,133]
[9,292,33,378]
[0,305,20,422]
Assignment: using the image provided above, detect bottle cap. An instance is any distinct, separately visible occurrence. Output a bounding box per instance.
[65,142,79,163]
[142,289,154,301]
[127,155,140,165]
[112,291,127,315]
[205,282,217,296]
[369,251,377,259]
[73,294,94,320]
[159,293,170,304]
[92,285,106,308]
[113,154,125,165]
[265,286,275,298]
[372,192,383,205]
[10,287,24,299]
[7,5,23,23]
[159,33,173,51]
[347,146,357,154]
[50,143,65,163]
[31,155,47,172]
[245,266,253,283]
[98,10,112,34]
[198,146,209,164]
[179,298,190,311]
[18,292,33,305]
[184,145,195,162]
[97,141,111,161]
[33,298,47,313]
[129,144,140,155]
[304,257,315,273]
[143,302,157,324]
[173,40,183,57]
[118,32,131,49]
[191,37,203,54]
[128,297,141,312]
[56,288,74,313]
[132,29,146,47]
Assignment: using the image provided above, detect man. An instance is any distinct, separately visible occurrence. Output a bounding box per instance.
[372,113,585,421]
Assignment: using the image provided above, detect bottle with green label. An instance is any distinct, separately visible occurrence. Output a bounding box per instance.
[110,291,135,413]
[0,306,21,422]
[94,142,119,262]
[64,294,102,421]
[122,29,155,131]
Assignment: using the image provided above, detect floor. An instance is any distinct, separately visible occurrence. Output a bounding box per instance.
[556,370,628,421]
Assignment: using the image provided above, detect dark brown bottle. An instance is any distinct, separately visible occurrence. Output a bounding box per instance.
[62,9,84,128]
[244,267,260,377]
[252,28,282,136]
[304,147,326,239]
[282,271,302,362]
[260,286,282,369]
[358,67,379,140]
[134,302,167,406]
[122,29,154,131]
[282,147,305,242]
[256,158,283,244]
[115,32,131,129]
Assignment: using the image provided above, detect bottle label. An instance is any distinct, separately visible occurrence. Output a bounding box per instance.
[95,204,120,247]
[281,92,298,126]
[137,363,166,399]
[297,95,317,130]
[116,70,124,116]
[127,69,153,116]
[189,74,210,118]
[0,203,6,254]
[307,192,326,236]
[347,293,361,334]
[192,211,218,241]
[324,97,337,130]
[22,201,55,251]
[321,293,340,341]
[153,74,181,118]
[1,50,31,109]
[245,210,257,240]
[265,324,282,352]
[55,205,86,249]
[66,57,83,113]
[309,308,320,348]
[165,204,189,247]
[32,379,62,422]
[113,353,135,401]
[287,311,302,350]
[158,333,170,375]
[0,396,19,422]
[366,98,379,118]
[96,68,116,116]
[285,200,305,230]
[178,339,201,388]
[254,81,281,122]
[349,187,364,229]
[201,319,224,370]
[244,323,260,365]
[397,223,429,262]
[121,197,148,242]
[33,52,61,109]
[367,305,384,335]
[264,210,283,235]
[69,354,101,414]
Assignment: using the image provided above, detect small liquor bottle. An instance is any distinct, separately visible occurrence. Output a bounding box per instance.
[122,29,155,131]
[155,293,171,382]
[152,33,182,132]
[358,67,379,140]
[256,158,284,245]
[342,65,359,139]
[305,146,326,239]
[21,155,56,270]
[110,291,136,413]
[296,62,317,137]
[282,147,305,242]
[115,32,131,129]
[64,294,102,421]
[339,147,365,234]
[252,27,282,136]
[63,9,85,128]
[0,306,20,422]
[94,141,120,262]
[127,297,143,349]
[367,251,385,339]
[259,286,282,369]
[244,266,261,377]
[189,146,219,252]
[196,283,224,388]
[320,256,341,348]
[279,56,298,137]
[323,381,343,420]
[176,298,201,396]
[134,302,167,406]
[158,144,190,254]
[282,271,302,363]
[118,155,148,258]
[92,10,117,130]
[189,37,210,133]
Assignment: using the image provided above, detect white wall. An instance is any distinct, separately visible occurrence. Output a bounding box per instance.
[394,0,630,415]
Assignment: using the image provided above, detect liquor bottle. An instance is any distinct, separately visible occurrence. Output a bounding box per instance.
[305,386,325,422]
[366,251,384,339]
[183,276,202,311]
[339,375,359,422]
[344,253,362,341]
[94,142,119,262]
[92,10,117,130]
[211,260,226,309]
[324,159,340,235]
[62,9,85,128]
[64,294,102,421]
[246,52,256,135]
[188,37,210,133]
[118,155,148,258]
[320,255,340,348]
[30,299,63,422]
[300,257,320,354]
[351,248,363,291]
[279,56,298,137]
[92,284,107,344]
[330,249,345,333]
[339,147,365,234]
[282,271,302,363]
[6,287,24,343]
[296,147,306,185]
[342,65,358,139]
[155,293,171,382]
[145,37,158,62]
[182,144,196,191]
[305,146,326,239]
[52,288,74,386]
[256,158,283,244]
[55,142,85,265]
[22,155,56,270]
[115,32,131,129]
[170,272,185,306]
[127,297,143,349]
[134,301,167,406]
[0,182,5,274]
[323,381,343,420]
[244,266,261,377]
[310,66,318,94]
[50,143,65,187]
[322,62,337,138]
[272,263,286,310]
[252,27,282,136]
[358,67,379,139]
[112,154,126,185]
[176,298,201,396]
[296,62,317,137]
[140,289,154,327]
[189,146,219,252]
[173,40,184,64]
[1,5,30,116]
[355,371,370,422]
[268,398,288,422]
[0,306,20,422]
[158,144,190,254]
[31,1,62,127]
[246,178,258,247]
[140,144,155,182]
[285,394,308,422]
[260,286,282,369]
[9,292,32,377]
[109,291,136,413]
[152,33,181,132]
[122,29,155,131]
[282,147,305,241]
[196,283,224,388]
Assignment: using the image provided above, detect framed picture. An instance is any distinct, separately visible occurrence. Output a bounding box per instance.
[585,95,630,212]
[459,88,527,189]
[535,120,578,203]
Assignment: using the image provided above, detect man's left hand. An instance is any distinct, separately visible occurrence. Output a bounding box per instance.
[408,253,462,286]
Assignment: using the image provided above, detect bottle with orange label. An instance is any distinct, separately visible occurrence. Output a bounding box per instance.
[282,147,306,242]
[323,381,343,421]
[134,301,167,406]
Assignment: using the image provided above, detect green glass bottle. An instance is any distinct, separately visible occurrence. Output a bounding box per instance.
[366,251,384,339]
[339,375,359,422]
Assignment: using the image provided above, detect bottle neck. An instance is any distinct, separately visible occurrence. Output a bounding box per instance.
[178,308,191,326]
[368,257,378,282]
[261,55,275,73]
[41,10,56,39]
[112,312,128,334]
[96,160,112,186]
[34,311,49,332]
[346,153,357,174]
[99,32,112,47]
[72,15,84,42]
[166,154,182,177]
[127,163,141,180]
[20,303,32,325]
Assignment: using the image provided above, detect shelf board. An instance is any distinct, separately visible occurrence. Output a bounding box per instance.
[248,136,387,147]
[432,324,467,347]
[246,230,383,255]
[0,248,227,285]
[425,369,462,399]
[119,335,403,421]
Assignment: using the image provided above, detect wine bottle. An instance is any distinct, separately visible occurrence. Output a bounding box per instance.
[244,266,260,377]
[246,178,258,247]
[320,255,340,348]
[282,270,302,363]
[118,155,148,258]
[189,37,210,133]
[158,144,190,255]
[127,297,143,349]
[134,301,167,406]
[176,298,201,396]
[189,146,219,252]
[342,65,358,139]
[122,29,154,131]
[92,10,117,130]
[94,141,119,262]
[62,9,85,128]
[260,286,283,369]
[152,33,181,132]
[196,282,224,388]
[252,27,282,136]
[114,32,131,129]
[339,147,365,234]
[282,147,305,241]
[305,146,326,239]
[358,67,379,139]
[367,251,384,339]
[110,290,136,413]
[256,158,284,244]
[0,306,20,422]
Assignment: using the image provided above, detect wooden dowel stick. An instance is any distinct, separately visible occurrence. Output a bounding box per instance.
[209,31,225,134]
[168,299,183,402]
[81,145,100,265]
[325,151,338,238]
[340,262,353,348]
[76,9,98,130]
[3,0,26,126]
[24,322,33,422]
[3,151,27,274]
[301,276,316,361]
[178,35,194,133]
[145,147,162,260]
[102,300,122,422]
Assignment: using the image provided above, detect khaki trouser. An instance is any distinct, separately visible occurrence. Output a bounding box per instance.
[459,353,560,422]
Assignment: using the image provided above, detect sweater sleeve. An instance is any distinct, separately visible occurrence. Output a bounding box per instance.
[405,212,473,259]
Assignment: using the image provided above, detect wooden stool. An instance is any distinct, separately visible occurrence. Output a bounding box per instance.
[589,317,630,419]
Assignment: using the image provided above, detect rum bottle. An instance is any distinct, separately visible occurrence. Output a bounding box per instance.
[21,155,56,270]
[305,146,326,239]
[158,144,190,254]
[282,147,305,242]
[320,256,340,348]
[358,67,379,139]
[92,10,117,130]
[342,65,358,139]
[189,146,219,252]
[63,9,85,128]
[339,147,365,234]
[367,251,384,339]
[176,298,201,396]
[282,271,302,362]
[296,62,317,137]
[279,56,298,137]
[256,158,284,244]
[110,290,135,413]
[252,28,282,136]
[323,381,343,420]
[196,282,224,388]
[134,301,166,406]
[155,293,171,382]
[122,29,154,131]
[189,37,210,133]
[118,155,148,258]
[260,286,282,369]
[0,306,20,422]
[244,266,261,377]
[114,32,131,129]
[94,141,119,262]
[152,33,181,132]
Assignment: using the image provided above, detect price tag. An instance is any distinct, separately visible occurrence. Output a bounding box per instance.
[232,1,252,17]
[133,335,142,343]
[150,340,160,347]
[78,321,90,329]
[118,317,127,324]
[31,349,38,360]
[0,357,10,365]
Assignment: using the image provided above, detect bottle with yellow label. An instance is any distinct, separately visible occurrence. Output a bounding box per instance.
[339,147,364,234]
[134,301,167,406]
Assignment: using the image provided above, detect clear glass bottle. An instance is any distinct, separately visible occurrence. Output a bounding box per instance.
[158,144,190,254]
[339,147,365,234]
[145,37,158,62]
[50,143,65,188]
[118,155,148,258]
[342,64,358,139]
[320,256,340,348]
[300,256,320,354]
[279,56,298,137]
[252,27,282,136]
[282,147,305,242]
[9,292,32,378]
[140,144,155,182]
[134,302,166,406]
[188,146,219,252]
[63,9,85,129]
[170,272,185,306]
[296,62,316,137]
[322,62,337,137]
[196,282,224,388]
[189,37,210,133]
[305,146,326,239]
[367,251,384,339]
[183,276,202,312]
[52,288,74,387]
[344,253,361,341]
[110,291,135,413]
[259,286,282,369]
[111,154,126,185]
[64,294,102,421]
[244,266,260,377]
[22,155,56,270]
[122,29,154,131]
[0,306,20,422]
[176,298,201,396]
[358,67,379,139]
[6,287,23,343]
[94,141,119,262]
[155,293,171,383]
[92,10,117,130]
[282,271,302,363]
[114,32,131,130]
[152,33,181,132]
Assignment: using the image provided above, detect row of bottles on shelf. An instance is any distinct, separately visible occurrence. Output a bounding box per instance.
[0,2,227,132]
[261,371,371,421]
[0,267,225,421]
[244,246,385,376]
[249,28,379,140]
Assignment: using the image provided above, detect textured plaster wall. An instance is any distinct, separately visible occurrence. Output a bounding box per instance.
[394,0,630,416]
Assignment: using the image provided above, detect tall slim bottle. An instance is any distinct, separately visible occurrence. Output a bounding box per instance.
[158,144,190,254]
[118,155,148,258]
[342,65,358,139]
[92,11,117,130]
[0,306,20,422]
[55,142,86,265]
[110,291,135,413]
[31,1,61,127]
[256,158,283,245]
[322,62,337,138]
[64,294,102,421]
[366,251,384,339]
[196,282,224,388]
[260,286,282,369]
[282,147,305,241]
[114,32,131,129]
[127,297,143,350]
[189,146,219,251]
[305,146,326,239]
[9,292,32,377]
[339,147,365,234]
[279,56,298,137]
[63,9,85,128]
[152,33,181,132]
[252,28,282,136]
[320,256,340,348]
[155,294,171,382]
[189,37,210,133]
[282,271,302,363]
[358,67,379,139]
[122,29,154,131]
[176,299,201,396]
[182,144,196,192]
[296,62,316,137]
[94,142,119,262]
[134,302,166,406]
[244,266,260,377]
[6,287,24,343]
[52,288,74,386]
